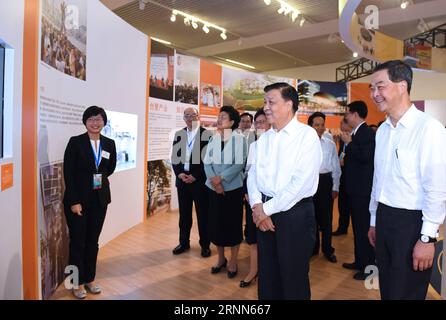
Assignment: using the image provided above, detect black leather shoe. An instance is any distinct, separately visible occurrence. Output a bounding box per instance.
[240,274,257,288]
[211,259,227,274]
[353,271,367,281]
[227,267,238,279]
[172,244,190,255]
[324,254,337,263]
[342,262,361,270]
[201,248,211,258]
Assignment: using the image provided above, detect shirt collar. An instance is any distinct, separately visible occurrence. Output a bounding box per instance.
[352,121,365,135]
[394,104,418,129]
[273,117,300,136]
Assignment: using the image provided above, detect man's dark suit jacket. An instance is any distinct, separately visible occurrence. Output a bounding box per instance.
[343,123,375,197]
[171,127,211,187]
[63,132,117,209]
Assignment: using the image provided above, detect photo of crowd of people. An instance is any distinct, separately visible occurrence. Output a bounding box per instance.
[41,0,87,81]
[174,54,199,105]
[149,40,175,101]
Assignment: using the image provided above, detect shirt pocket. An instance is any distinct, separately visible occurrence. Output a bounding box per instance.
[395,149,418,180]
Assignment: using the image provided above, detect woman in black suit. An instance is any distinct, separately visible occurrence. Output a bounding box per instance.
[63,106,116,299]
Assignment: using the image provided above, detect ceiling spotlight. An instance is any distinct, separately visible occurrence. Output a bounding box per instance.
[291,11,299,22]
[299,16,305,27]
[400,1,409,9]
[353,52,359,58]
[139,0,145,10]
[264,0,271,5]
[417,19,429,32]
[172,9,227,41]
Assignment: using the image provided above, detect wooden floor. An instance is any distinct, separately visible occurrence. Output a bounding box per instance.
[52,204,441,300]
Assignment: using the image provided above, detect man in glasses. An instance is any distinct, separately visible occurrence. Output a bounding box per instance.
[171,107,212,257]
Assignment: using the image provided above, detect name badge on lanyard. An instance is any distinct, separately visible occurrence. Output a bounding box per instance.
[92,142,102,190]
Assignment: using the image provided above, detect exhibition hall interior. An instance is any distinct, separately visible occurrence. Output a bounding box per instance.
[1,0,446,301]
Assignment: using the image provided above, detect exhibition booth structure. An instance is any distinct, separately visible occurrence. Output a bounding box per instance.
[0,0,444,299]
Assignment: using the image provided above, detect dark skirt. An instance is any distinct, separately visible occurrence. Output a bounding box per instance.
[208,187,243,247]
[244,200,257,245]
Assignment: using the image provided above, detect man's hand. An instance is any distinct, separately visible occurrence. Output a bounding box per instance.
[210,176,222,187]
[252,204,268,226]
[413,240,435,271]
[341,132,352,144]
[215,184,225,195]
[332,191,339,200]
[178,173,188,183]
[368,227,376,248]
[71,204,83,216]
[258,217,275,232]
[183,175,196,184]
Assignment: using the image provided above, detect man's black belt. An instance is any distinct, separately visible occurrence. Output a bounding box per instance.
[261,193,312,204]
[319,172,332,176]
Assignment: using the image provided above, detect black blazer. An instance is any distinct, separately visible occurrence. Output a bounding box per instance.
[63,132,117,209]
[343,123,375,197]
[171,127,211,187]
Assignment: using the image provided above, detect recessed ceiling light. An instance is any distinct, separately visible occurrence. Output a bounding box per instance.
[151,37,171,45]
[225,59,255,70]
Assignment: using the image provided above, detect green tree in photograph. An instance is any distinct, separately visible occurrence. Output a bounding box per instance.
[147,160,170,216]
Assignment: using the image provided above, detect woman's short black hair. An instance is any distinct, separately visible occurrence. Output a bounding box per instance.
[308,112,326,126]
[254,108,266,121]
[82,106,107,125]
[220,105,240,130]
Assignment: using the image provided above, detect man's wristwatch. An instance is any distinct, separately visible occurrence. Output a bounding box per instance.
[420,234,437,243]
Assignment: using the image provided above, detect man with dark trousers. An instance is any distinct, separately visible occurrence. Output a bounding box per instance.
[248,83,321,300]
[308,112,340,263]
[368,60,446,299]
[341,101,375,280]
[333,117,352,236]
[171,107,212,257]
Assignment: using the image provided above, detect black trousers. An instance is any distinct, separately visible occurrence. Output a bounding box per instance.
[177,181,210,249]
[376,203,432,300]
[64,194,107,285]
[257,196,316,300]
[349,196,375,270]
[337,174,350,232]
[313,173,334,255]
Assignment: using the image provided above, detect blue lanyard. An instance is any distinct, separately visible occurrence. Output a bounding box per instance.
[187,131,196,149]
[92,142,102,169]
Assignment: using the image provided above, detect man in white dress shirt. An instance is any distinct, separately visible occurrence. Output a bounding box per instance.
[368,60,446,299]
[247,82,322,300]
[308,112,341,263]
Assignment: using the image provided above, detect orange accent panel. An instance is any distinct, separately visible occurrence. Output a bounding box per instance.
[144,38,151,221]
[199,60,222,117]
[350,83,386,126]
[22,0,39,300]
[1,163,14,191]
